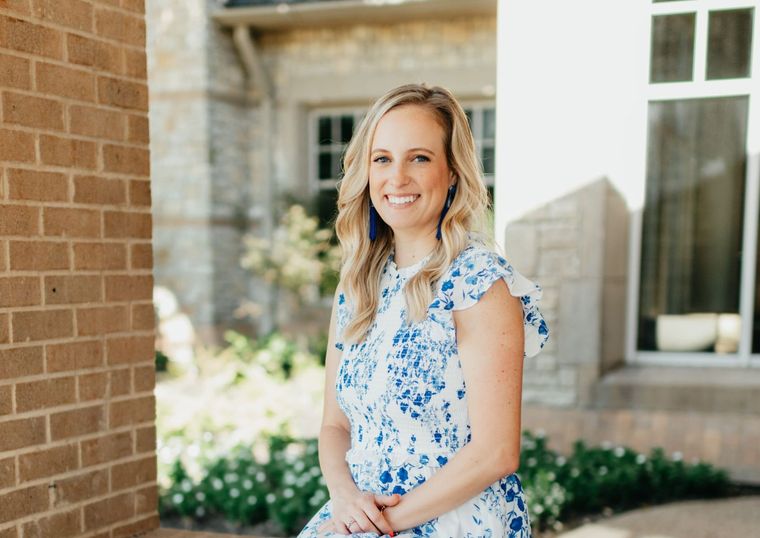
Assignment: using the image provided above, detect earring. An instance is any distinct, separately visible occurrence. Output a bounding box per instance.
[436,184,457,240]
[369,199,377,241]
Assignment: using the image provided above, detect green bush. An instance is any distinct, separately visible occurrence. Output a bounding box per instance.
[519,430,731,531]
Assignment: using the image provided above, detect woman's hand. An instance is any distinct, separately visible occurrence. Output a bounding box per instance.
[317,491,401,536]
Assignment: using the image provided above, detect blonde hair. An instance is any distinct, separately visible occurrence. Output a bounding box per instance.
[335,83,492,345]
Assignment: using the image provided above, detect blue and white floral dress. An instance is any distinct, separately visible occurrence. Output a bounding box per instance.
[298,237,549,538]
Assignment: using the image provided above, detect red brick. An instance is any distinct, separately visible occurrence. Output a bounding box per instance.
[84,491,134,531]
[126,113,148,143]
[50,404,105,440]
[0,484,49,524]
[0,52,31,89]
[7,169,68,202]
[0,457,15,488]
[123,48,146,79]
[12,309,74,342]
[0,204,40,235]
[0,276,41,307]
[0,14,63,59]
[0,385,12,415]
[106,334,153,365]
[18,443,78,481]
[35,62,96,102]
[133,364,154,392]
[0,0,31,15]
[104,210,151,238]
[131,303,155,330]
[66,32,122,74]
[44,275,102,305]
[0,416,46,451]
[46,340,103,372]
[102,144,149,176]
[121,0,145,14]
[21,507,81,538]
[32,0,93,32]
[78,371,107,401]
[128,179,150,207]
[105,274,152,301]
[97,76,147,111]
[73,241,127,270]
[74,175,127,205]
[0,314,7,345]
[110,367,130,396]
[43,207,101,238]
[53,468,108,506]
[113,514,159,538]
[135,425,155,454]
[94,7,145,47]
[111,455,155,491]
[39,134,97,170]
[0,346,44,379]
[2,91,64,130]
[80,430,132,467]
[15,376,76,412]
[77,305,129,336]
[0,128,35,163]
[69,105,126,141]
[9,240,69,270]
[109,394,154,427]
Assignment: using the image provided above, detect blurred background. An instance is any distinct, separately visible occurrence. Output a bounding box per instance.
[145,0,760,535]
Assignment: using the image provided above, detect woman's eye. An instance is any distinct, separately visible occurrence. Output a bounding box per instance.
[373,156,389,163]
[413,155,430,162]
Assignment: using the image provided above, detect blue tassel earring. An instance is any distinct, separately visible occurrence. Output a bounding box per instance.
[436,183,457,240]
[369,199,377,241]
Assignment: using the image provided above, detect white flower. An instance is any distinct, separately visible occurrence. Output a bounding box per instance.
[555,456,566,466]
[212,478,224,490]
[181,479,192,492]
[570,468,580,477]
[614,446,625,457]
[294,460,305,472]
[195,491,206,501]
[527,457,537,467]
[636,454,647,464]
[256,471,266,483]
[195,506,206,517]
[230,488,240,498]
[243,479,253,489]
[599,466,608,476]
[172,493,183,504]
[247,495,258,505]
[283,487,294,498]
[266,493,276,503]
[601,440,612,450]
[671,451,683,461]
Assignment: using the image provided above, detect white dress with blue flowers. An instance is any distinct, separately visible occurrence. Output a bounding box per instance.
[298,237,549,538]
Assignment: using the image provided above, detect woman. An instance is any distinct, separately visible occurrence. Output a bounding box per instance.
[298,83,549,538]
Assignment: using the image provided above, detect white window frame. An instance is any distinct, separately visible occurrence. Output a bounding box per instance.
[308,101,497,195]
[626,0,760,367]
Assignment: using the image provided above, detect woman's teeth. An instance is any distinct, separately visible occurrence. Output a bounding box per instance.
[387,195,419,206]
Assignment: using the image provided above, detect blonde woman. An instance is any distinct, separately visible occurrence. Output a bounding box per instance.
[298,83,549,537]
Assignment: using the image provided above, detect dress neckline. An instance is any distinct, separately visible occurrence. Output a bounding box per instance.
[387,247,435,278]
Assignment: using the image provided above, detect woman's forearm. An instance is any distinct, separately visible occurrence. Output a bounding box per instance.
[318,424,359,499]
[384,440,515,531]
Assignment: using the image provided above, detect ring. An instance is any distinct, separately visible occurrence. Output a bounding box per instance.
[346,517,357,528]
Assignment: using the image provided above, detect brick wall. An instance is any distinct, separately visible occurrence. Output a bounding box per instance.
[0,1,159,536]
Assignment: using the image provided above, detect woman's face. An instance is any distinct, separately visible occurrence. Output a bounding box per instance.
[368,104,454,240]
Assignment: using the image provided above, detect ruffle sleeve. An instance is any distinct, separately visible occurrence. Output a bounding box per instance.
[334,291,349,351]
[446,247,549,359]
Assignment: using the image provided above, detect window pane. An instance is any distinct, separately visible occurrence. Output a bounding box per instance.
[318,151,332,180]
[638,96,748,353]
[707,8,754,80]
[315,187,339,230]
[318,117,332,145]
[340,115,354,144]
[332,151,343,179]
[463,108,473,130]
[483,107,495,139]
[650,13,696,83]
[482,146,495,175]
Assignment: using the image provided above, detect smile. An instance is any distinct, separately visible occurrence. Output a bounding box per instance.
[385,194,420,207]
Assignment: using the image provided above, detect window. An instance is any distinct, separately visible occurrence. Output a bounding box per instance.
[309,102,497,230]
[633,1,758,365]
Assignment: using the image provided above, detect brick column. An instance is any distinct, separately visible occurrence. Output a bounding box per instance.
[0,1,159,536]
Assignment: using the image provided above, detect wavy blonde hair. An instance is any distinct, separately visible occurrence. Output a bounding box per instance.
[335,83,492,345]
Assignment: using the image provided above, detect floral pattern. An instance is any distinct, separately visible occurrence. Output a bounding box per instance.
[298,237,549,538]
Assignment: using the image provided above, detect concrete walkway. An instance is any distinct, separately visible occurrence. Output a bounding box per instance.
[552,496,760,538]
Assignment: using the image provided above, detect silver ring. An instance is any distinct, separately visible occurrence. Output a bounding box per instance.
[346,518,357,528]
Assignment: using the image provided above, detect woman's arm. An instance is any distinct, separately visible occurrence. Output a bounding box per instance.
[383,277,526,531]
[318,283,360,501]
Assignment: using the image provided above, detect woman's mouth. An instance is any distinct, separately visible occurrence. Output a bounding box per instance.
[385,194,420,208]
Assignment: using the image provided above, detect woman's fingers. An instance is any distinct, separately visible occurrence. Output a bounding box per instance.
[363,502,395,535]
[374,493,401,507]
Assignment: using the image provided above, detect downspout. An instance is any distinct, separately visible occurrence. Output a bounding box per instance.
[232,25,278,335]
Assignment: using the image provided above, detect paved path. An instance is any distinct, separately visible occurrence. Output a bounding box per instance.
[553,496,760,538]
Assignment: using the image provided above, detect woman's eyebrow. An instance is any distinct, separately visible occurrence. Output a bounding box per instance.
[371,147,435,155]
